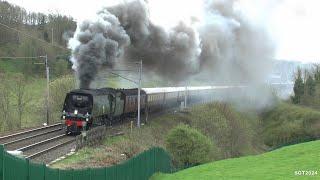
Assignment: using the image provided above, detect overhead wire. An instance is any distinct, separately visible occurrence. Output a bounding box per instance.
[0,21,69,51]
[0,22,143,85]
[0,56,43,59]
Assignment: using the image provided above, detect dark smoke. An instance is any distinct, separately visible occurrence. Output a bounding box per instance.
[70,0,274,88]
[104,0,200,81]
[71,12,130,88]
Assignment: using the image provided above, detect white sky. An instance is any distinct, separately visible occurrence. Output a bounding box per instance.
[6,0,320,62]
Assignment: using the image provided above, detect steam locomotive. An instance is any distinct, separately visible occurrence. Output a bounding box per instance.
[61,86,244,134]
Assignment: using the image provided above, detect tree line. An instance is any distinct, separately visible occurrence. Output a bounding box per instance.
[292,65,320,107]
[0,0,76,78]
[0,0,76,46]
[0,1,77,131]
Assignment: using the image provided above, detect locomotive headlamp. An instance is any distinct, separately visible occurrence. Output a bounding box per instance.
[85,112,90,122]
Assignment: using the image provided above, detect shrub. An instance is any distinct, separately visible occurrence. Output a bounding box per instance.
[165,124,216,167]
[261,102,320,147]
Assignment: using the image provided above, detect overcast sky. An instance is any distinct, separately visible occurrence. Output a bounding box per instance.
[6,0,320,62]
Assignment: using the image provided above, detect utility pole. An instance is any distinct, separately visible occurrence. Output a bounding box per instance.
[0,55,50,125]
[108,60,143,128]
[51,28,54,44]
[185,85,187,108]
[137,60,142,128]
[42,55,50,125]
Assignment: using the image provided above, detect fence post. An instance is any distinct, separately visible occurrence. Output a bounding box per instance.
[0,145,3,180]
[43,163,46,180]
[26,159,30,180]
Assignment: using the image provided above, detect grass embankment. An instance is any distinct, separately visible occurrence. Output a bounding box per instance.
[0,59,68,131]
[51,103,262,169]
[152,140,320,180]
[261,102,320,148]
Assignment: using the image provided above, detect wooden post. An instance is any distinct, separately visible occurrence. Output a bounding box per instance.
[145,108,149,124]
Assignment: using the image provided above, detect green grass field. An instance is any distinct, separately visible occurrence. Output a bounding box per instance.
[152,140,320,180]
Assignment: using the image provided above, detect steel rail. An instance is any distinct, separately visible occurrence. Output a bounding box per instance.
[3,128,63,146]
[26,139,74,159]
[16,134,66,152]
[0,123,62,141]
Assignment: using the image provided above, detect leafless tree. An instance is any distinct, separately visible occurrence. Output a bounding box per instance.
[0,76,12,130]
[12,74,31,128]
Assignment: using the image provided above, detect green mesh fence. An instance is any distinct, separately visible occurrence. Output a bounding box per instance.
[0,145,171,180]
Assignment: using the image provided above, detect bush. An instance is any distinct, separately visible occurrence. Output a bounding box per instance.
[261,102,320,147]
[165,124,216,167]
[183,103,260,158]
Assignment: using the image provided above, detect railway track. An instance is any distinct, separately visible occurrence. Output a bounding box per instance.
[17,134,75,162]
[0,107,180,164]
[0,123,76,164]
[0,123,63,146]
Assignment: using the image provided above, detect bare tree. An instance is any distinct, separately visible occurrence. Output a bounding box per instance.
[12,74,31,128]
[0,76,12,131]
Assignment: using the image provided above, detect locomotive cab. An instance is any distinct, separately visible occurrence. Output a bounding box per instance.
[62,92,93,134]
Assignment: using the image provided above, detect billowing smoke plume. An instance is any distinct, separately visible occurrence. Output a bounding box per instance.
[71,12,130,88]
[105,1,201,81]
[198,0,274,84]
[69,0,274,88]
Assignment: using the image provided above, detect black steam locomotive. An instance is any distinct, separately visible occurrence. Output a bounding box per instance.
[62,86,243,134]
[62,88,147,134]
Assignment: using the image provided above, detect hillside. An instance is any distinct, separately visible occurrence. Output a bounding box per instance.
[152,140,320,180]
